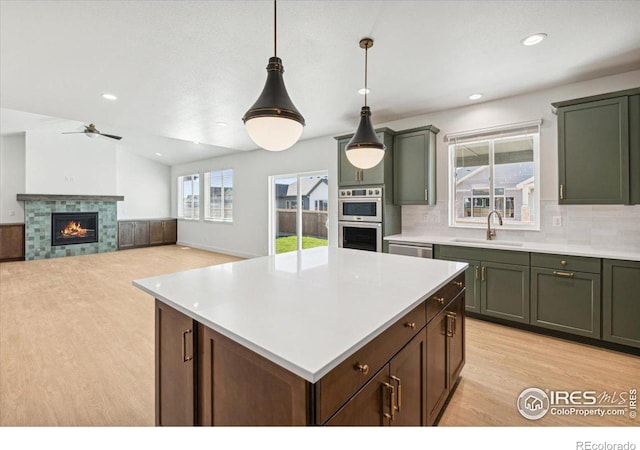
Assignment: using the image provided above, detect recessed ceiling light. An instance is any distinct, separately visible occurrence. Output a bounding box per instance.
[216,122,229,127]
[193,141,200,145]
[521,33,547,46]
[468,93,483,100]
[101,93,117,100]
[358,88,370,95]
[155,152,162,156]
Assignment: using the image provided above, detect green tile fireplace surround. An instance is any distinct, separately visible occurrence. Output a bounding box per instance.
[17,194,123,260]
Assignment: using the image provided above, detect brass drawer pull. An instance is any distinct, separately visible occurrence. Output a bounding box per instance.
[383,382,395,420]
[391,375,402,412]
[554,271,575,278]
[453,281,463,288]
[182,329,193,362]
[474,266,480,280]
[404,322,416,329]
[434,296,445,305]
[481,266,486,281]
[560,260,568,266]
[355,363,370,375]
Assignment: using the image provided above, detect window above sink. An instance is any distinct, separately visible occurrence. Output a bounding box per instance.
[445,120,541,231]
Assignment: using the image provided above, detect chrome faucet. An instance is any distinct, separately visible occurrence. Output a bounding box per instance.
[486,210,503,240]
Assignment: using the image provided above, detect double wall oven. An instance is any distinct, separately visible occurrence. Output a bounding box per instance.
[338,187,383,252]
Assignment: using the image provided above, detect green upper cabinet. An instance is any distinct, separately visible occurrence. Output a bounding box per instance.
[553,87,640,205]
[392,126,439,205]
[336,128,395,187]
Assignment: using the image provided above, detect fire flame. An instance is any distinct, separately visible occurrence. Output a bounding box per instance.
[61,221,88,237]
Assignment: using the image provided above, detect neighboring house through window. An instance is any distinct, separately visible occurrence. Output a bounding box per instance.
[177,173,200,220]
[447,120,541,229]
[204,169,233,222]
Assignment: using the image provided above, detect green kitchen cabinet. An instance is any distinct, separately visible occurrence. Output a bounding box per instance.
[553,87,640,205]
[336,128,395,186]
[481,261,530,323]
[393,126,439,205]
[603,259,640,348]
[436,246,529,322]
[531,253,601,339]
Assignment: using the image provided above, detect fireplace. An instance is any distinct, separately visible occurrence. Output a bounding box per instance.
[51,212,98,246]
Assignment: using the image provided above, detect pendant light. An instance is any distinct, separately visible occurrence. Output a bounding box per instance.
[242,0,305,151]
[345,38,386,170]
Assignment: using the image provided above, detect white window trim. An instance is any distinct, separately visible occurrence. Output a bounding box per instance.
[447,123,541,231]
[268,170,329,256]
[177,173,201,221]
[203,169,234,223]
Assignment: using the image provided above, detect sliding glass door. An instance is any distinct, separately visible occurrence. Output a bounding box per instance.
[270,171,329,254]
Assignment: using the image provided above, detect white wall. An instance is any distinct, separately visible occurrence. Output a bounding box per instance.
[25,131,117,195]
[0,133,26,223]
[171,135,338,258]
[116,148,171,219]
[173,69,640,257]
[0,130,172,221]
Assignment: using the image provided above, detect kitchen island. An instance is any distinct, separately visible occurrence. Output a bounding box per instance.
[133,247,467,426]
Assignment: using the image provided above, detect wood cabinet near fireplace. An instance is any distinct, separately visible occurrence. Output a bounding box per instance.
[118,219,177,250]
[0,223,25,261]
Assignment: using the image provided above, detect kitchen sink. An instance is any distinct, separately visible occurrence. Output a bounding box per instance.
[450,238,524,247]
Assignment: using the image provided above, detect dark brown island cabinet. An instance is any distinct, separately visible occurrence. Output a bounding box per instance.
[155,274,466,426]
[118,218,177,249]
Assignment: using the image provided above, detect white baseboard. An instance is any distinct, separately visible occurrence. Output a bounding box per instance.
[176,240,261,259]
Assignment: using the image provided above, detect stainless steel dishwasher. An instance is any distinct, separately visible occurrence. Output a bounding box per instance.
[388,242,433,258]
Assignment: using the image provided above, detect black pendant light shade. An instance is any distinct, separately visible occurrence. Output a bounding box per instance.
[243,1,305,151]
[345,38,386,169]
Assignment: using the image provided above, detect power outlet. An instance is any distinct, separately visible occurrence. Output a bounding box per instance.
[552,216,562,227]
[9,210,15,217]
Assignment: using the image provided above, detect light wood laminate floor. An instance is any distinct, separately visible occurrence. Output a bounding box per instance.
[1,246,638,426]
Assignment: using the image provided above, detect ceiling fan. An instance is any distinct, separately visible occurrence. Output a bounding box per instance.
[62,123,122,140]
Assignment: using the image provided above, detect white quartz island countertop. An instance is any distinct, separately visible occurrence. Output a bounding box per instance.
[133,247,467,383]
[385,234,640,262]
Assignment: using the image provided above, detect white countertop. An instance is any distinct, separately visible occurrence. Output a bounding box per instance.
[133,247,467,383]
[385,234,640,261]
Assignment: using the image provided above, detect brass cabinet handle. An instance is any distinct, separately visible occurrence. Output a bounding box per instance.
[560,184,565,200]
[453,281,463,288]
[424,189,428,201]
[391,375,402,412]
[404,322,416,329]
[474,266,480,280]
[445,312,455,337]
[182,329,193,362]
[554,271,575,278]
[447,312,457,335]
[481,266,486,282]
[355,363,370,375]
[560,260,568,266]
[383,382,395,420]
[434,296,445,305]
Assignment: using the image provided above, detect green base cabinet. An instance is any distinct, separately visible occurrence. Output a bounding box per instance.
[531,268,601,338]
[435,246,529,322]
[336,128,395,187]
[393,126,439,205]
[530,253,601,339]
[553,87,640,205]
[603,259,640,348]
[481,261,530,324]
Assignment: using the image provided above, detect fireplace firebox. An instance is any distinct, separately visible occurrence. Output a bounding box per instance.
[51,212,98,246]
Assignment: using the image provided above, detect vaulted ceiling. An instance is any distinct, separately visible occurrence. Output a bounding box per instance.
[2,1,639,165]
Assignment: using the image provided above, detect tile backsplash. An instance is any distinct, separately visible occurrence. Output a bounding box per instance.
[401,201,640,253]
